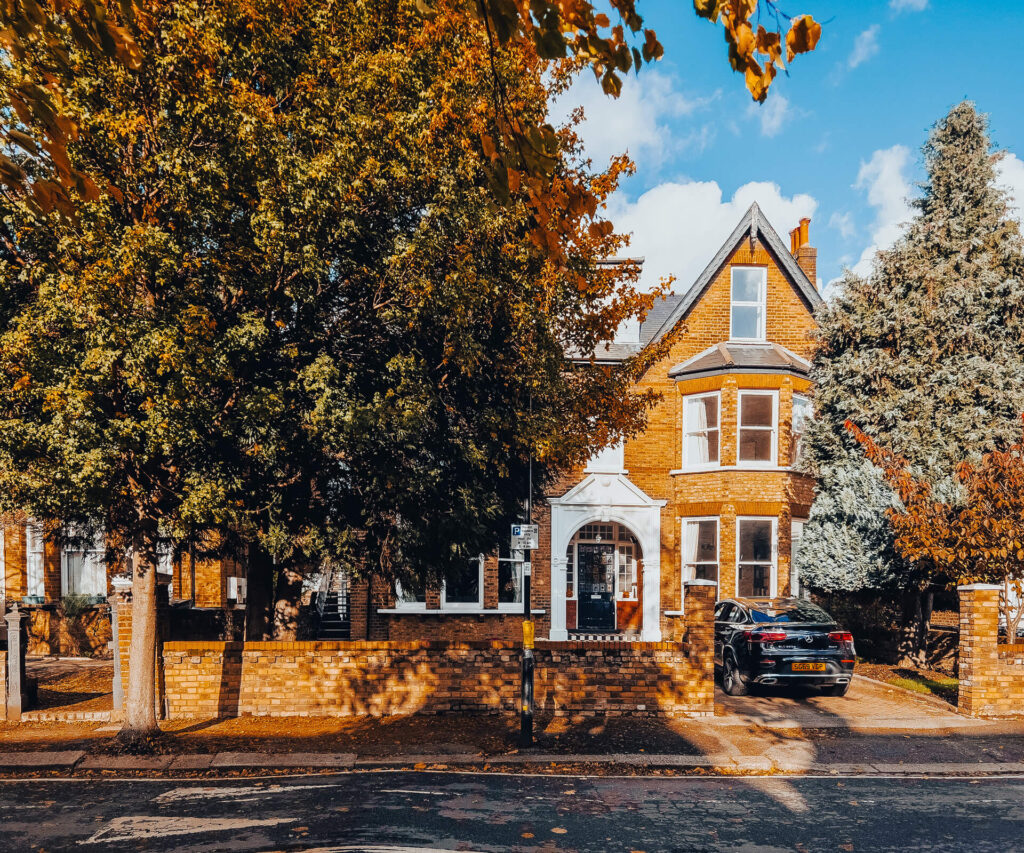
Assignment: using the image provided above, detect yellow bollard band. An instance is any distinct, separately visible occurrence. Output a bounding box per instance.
[522,619,535,649]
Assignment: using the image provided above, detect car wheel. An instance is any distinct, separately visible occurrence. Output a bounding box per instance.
[822,681,850,697]
[722,655,748,697]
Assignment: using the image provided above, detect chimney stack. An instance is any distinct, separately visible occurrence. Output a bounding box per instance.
[789,217,817,287]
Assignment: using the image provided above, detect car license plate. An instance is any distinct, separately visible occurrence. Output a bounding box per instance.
[792,662,827,672]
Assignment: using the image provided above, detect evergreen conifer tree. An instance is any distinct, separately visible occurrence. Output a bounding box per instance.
[798,102,1024,663]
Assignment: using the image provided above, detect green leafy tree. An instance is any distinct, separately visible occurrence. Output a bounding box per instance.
[0,0,671,743]
[799,102,1024,663]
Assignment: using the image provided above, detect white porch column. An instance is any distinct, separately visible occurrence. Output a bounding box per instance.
[549,555,568,641]
[641,554,662,641]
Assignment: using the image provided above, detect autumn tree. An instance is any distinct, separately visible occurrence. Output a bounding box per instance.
[798,102,1024,663]
[850,419,1024,641]
[0,0,823,745]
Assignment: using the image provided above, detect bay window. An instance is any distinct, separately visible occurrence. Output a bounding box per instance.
[738,390,777,465]
[737,517,776,598]
[683,392,720,468]
[791,394,812,466]
[683,517,719,593]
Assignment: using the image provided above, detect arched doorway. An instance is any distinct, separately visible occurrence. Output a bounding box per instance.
[565,522,642,635]
[548,472,666,641]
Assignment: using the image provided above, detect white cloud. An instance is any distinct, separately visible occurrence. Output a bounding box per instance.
[552,71,716,170]
[848,25,881,69]
[748,92,792,138]
[995,152,1024,227]
[890,0,928,11]
[606,181,817,292]
[849,144,914,277]
[829,211,856,240]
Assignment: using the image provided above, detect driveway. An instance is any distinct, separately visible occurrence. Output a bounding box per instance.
[712,673,971,731]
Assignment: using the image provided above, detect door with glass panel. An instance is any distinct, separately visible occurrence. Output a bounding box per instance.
[576,543,616,630]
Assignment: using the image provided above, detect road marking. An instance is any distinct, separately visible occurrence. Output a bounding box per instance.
[78,815,297,844]
[379,789,448,796]
[285,847,486,853]
[153,783,336,803]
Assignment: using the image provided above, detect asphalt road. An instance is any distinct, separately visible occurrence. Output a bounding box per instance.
[1,771,1022,852]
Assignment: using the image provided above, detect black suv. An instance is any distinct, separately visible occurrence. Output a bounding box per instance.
[714,597,855,697]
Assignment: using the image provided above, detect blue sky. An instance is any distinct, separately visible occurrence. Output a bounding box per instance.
[554,0,1024,293]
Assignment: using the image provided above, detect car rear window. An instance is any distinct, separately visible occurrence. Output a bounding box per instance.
[747,601,834,624]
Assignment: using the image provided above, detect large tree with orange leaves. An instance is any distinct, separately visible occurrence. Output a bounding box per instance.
[849,420,1024,642]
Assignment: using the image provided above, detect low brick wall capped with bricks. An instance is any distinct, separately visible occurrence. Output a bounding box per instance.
[160,638,712,720]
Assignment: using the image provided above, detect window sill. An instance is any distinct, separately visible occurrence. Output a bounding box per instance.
[670,465,795,475]
[664,610,686,617]
[378,608,547,616]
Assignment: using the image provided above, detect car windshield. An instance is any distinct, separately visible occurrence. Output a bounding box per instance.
[747,600,834,624]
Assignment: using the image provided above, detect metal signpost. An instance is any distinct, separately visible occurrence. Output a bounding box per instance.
[512,523,538,745]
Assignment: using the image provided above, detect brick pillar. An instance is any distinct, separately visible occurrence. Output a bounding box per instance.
[957,583,1001,717]
[109,576,132,719]
[682,580,716,715]
[108,574,169,721]
[3,523,27,602]
[43,536,61,603]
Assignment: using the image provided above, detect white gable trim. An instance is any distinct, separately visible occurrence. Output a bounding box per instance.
[548,473,666,642]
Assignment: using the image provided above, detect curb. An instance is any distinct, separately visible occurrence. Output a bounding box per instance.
[3,750,1024,777]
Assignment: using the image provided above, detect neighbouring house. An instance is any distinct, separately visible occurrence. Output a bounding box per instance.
[346,203,822,642]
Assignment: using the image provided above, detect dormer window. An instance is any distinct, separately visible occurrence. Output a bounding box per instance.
[730,266,767,341]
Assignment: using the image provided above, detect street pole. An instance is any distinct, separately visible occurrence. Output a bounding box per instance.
[521,408,535,748]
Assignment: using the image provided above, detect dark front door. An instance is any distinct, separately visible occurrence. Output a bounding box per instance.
[577,543,615,631]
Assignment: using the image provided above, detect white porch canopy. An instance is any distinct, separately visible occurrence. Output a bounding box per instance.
[548,473,666,641]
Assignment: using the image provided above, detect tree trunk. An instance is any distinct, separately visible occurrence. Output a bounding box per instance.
[244,543,274,641]
[272,564,304,640]
[119,553,159,749]
[897,587,932,667]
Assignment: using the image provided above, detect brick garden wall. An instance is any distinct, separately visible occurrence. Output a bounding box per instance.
[958,584,1024,717]
[159,636,713,719]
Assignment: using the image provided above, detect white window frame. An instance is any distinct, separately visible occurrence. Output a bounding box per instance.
[682,391,721,470]
[441,554,485,610]
[682,517,720,605]
[25,521,45,600]
[729,266,767,342]
[616,541,638,601]
[497,555,524,611]
[394,578,427,611]
[585,440,625,474]
[736,516,778,599]
[60,527,107,599]
[790,518,808,597]
[737,390,778,467]
[791,393,812,467]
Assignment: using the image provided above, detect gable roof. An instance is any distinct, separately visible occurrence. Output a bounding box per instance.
[668,341,812,380]
[642,202,823,348]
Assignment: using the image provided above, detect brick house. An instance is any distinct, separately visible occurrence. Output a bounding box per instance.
[351,202,822,643]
